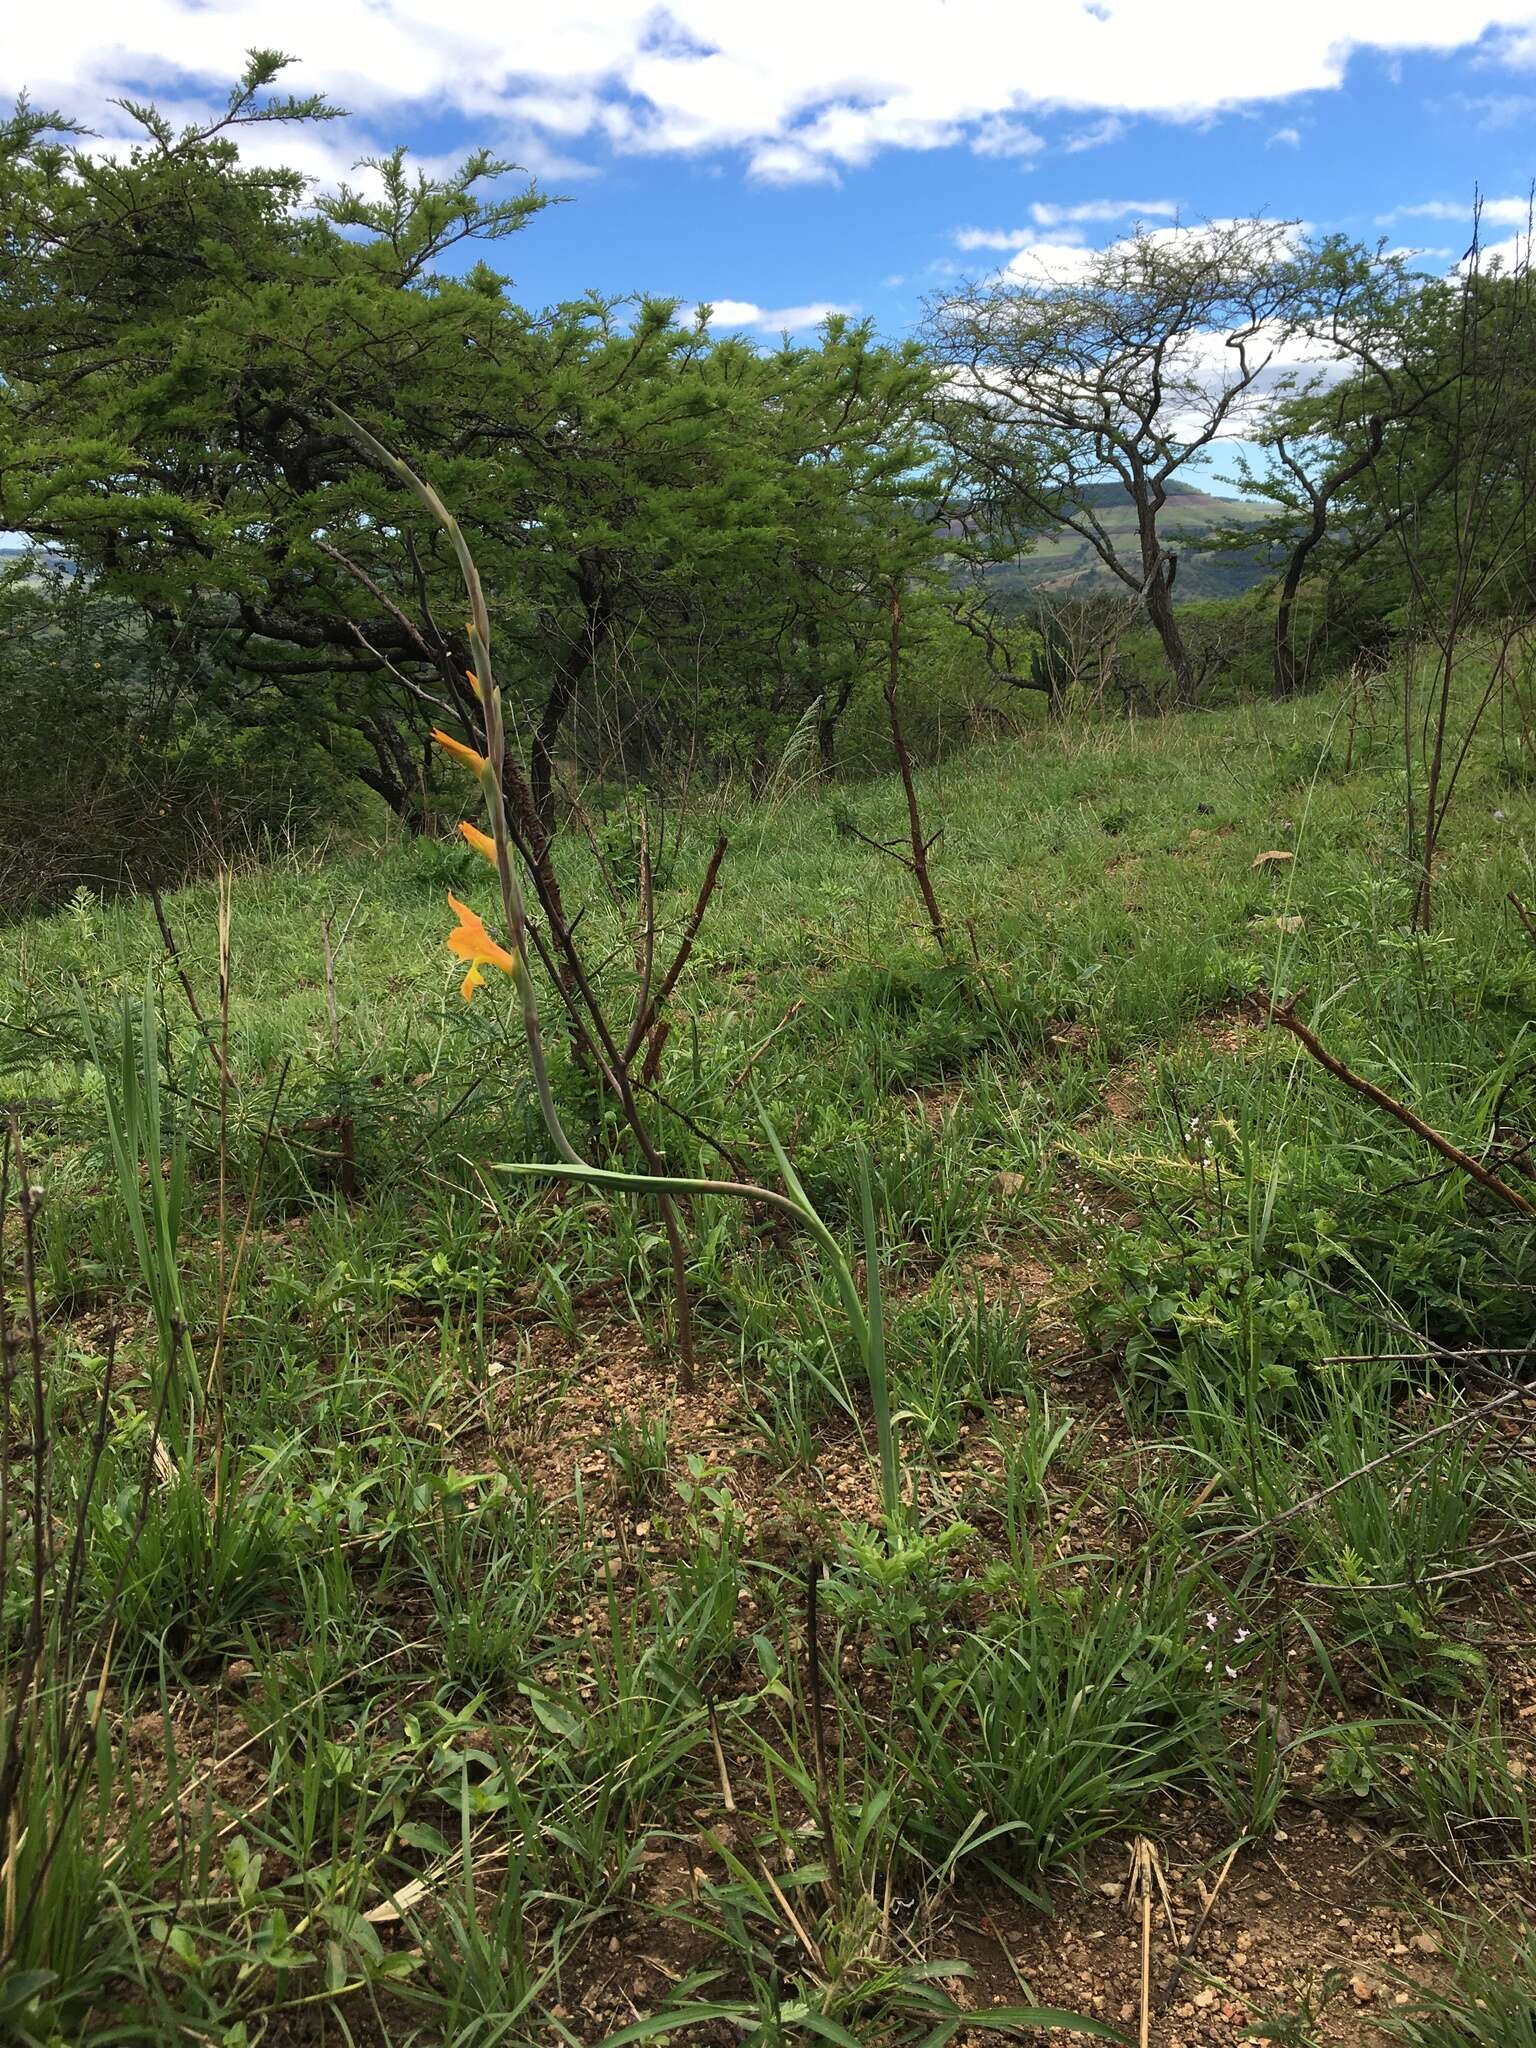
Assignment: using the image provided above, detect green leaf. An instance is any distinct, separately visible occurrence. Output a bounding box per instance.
[595,2000,749,2044]
[519,1686,585,1742]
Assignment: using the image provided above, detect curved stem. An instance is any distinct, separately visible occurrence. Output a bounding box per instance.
[330,409,879,1426]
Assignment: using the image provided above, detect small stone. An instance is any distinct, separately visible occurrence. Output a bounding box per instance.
[1254,1890,1275,1905]
[1351,1977,1377,2003]
[1195,1987,1218,2009]
[1411,1932,1440,1956]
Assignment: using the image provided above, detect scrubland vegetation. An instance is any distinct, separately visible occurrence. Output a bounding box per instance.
[2,52,1536,2048]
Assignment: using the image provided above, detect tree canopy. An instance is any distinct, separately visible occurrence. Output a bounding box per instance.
[0,53,945,835]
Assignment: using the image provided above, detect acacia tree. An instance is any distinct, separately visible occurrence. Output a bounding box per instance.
[929,219,1316,702]
[1209,240,1450,694]
[761,319,948,770]
[1384,239,1536,928]
[0,54,551,823]
[1262,223,1536,924]
[0,56,944,841]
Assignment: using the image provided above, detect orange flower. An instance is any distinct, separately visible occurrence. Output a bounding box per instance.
[445,891,517,1002]
[458,820,497,866]
[465,669,483,701]
[432,727,486,776]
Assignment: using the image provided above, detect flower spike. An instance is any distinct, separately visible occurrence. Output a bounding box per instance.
[458,820,497,867]
[432,727,487,776]
[445,891,517,1001]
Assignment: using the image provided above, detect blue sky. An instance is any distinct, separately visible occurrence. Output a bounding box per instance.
[7,3,1536,495]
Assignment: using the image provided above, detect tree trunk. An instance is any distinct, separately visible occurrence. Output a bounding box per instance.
[1142,555,1196,703]
[1271,419,1385,698]
[1272,557,1310,699]
[530,662,579,846]
[817,671,857,771]
[359,714,427,832]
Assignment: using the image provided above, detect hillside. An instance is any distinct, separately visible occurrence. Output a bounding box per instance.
[0,542,75,579]
[4,668,1534,2040]
[960,481,1282,608]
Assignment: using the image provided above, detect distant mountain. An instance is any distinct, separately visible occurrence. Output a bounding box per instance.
[951,482,1283,609]
[0,543,76,578]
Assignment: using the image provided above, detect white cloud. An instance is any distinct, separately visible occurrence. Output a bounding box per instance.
[1480,234,1532,270]
[1452,90,1536,125]
[954,226,1043,251]
[692,297,857,331]
[1381,196,1535,225]
[1485,20,1536,62]
[970,115,1046,160]
[1029,198,1178,226]
[1063,115,1128,152]
[745,139,841,185]
[1267,124,1302,145]
[956,215,1316,303]
[9,3,1536,187]
[1379,196,1534,271]
[51,86,594,186]
[954,207,1176,252]
[1001,239,1103,283]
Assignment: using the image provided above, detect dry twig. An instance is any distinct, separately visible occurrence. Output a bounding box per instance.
[1256,989,1535,1217]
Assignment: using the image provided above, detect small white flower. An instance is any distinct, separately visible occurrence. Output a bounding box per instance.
[1204,1660,1214,1674]
[1204,1611,1218,1631]
[1235,1628,1250,1644]
[1224,1664,1237,1679]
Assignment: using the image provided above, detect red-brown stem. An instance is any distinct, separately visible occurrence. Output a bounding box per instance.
[885,583,947,947]
[1259,993,1535,1217]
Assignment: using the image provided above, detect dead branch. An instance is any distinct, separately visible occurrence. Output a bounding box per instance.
[1205,1381,1527,1566]
[1256,991,1535,1218]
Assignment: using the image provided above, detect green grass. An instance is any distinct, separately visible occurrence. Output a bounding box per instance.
[2,670,1535,2042]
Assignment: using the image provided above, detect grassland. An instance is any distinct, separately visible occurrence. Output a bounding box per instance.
[2,672,1535,2046]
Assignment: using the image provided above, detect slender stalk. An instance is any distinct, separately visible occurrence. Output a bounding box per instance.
[856,1148,900,1527]
[329,410,909,1446]
[884,581,947,947]
[804,1559,841,1907]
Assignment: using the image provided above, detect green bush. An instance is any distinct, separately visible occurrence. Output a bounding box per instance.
[0,575,356,919]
